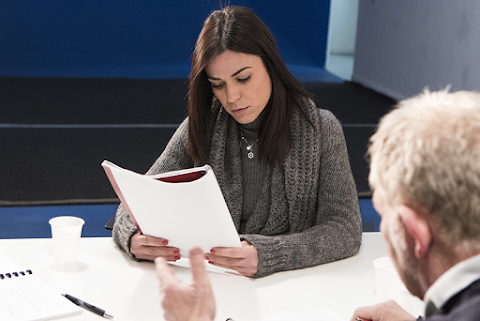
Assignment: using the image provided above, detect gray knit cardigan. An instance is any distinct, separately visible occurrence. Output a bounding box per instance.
[112,103,362,278]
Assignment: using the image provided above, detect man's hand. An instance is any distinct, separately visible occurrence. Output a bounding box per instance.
[155,246,216,321]
[351,300,416,321]
[205,240,258,276]
[130,232,180,261]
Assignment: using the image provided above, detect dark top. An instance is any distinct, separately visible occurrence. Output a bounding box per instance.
[420,279,480,321]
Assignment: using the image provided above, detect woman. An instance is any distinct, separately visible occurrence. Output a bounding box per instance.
[113,5,362,278]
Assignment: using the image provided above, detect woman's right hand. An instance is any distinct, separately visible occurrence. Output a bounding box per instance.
[130,232,181,261]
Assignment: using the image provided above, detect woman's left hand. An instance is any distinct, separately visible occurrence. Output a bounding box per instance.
[205,241,258,277]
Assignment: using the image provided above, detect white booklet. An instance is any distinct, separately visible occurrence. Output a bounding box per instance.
[0,254,81,321]
[101,160,242,257]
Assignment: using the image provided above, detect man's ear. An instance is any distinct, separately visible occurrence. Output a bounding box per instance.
[398,205,431,259]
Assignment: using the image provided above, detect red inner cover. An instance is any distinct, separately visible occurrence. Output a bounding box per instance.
[156,170,206,183]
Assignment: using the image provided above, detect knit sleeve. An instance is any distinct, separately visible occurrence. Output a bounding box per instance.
[242,109,362,278]
[112,118,193,258]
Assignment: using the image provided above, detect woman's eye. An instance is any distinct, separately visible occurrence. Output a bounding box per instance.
[237,76,251,83]
[212,83,224,89]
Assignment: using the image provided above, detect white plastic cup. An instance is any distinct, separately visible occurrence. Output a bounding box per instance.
[373,257,425,316]
[49,216,85,263]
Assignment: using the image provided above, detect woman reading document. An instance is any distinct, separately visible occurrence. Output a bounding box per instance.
[113,6,361,278]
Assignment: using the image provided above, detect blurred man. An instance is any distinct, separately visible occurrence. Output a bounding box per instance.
[156,89,480,321]
[352,89,480,320]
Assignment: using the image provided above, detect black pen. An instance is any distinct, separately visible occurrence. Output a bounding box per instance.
[62,294,113,319]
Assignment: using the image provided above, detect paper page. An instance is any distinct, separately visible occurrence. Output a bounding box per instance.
[168,258,241,276]
[0,254,81,321]
[250,308,347,321]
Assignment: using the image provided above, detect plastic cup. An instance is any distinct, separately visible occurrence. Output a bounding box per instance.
[373,257,405,302]
[373,257,424,316]
[49,216,85,263]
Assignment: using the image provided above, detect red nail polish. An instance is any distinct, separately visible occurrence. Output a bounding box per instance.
[204,255,209,260]
[173,250,179,255]
[162,240,168,246]
[208,261,214,264]
[210,249,215,253]
[174,255,181,260]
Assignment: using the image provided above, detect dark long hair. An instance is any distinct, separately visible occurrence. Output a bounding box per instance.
[187,6,315,165]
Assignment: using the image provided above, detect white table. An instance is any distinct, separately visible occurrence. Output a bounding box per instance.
[0,233,403,321]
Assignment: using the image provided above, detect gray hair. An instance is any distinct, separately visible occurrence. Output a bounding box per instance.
[368,89,480,251]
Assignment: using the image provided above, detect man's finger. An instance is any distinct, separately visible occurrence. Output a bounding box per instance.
[352,304,380,321]
[351,306,374,321]
[189,246,210,287]
[155,257,175,284]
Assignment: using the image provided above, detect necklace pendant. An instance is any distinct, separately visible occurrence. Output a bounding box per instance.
[240,130,258,160]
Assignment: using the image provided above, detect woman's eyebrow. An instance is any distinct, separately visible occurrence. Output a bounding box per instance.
[231,66,251,77]
[207,66,252,81]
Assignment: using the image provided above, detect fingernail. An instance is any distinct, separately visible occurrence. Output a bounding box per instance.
[208,261,214,264]
[204,255,209,260]
[174,255,181,260]
[162,240,168,245]
[210,249,215,253]
[173,250,179,255]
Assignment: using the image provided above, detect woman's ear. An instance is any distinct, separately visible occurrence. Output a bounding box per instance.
[398,205,431,258]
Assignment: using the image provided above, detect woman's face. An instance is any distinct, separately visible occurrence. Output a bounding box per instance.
[205,50,272,124]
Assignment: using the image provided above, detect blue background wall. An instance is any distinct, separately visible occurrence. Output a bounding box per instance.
[0,1,331,78]
[1,0,385,239]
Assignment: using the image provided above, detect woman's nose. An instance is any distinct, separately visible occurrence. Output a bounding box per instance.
[226,85,240,103]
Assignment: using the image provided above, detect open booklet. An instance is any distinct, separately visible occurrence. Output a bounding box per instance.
[101,160,242,259]
[0,254,81,321]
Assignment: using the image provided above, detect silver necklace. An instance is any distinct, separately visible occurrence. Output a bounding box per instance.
[240,131,259,159]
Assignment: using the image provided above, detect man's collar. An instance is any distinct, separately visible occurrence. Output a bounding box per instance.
[423,253,480,317]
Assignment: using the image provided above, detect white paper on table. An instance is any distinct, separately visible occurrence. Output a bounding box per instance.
[0,254,82,321]
[102,161,242,257]
[168,258,241,276]
[250,308,347,321]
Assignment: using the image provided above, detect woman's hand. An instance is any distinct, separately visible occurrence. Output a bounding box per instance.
[205,240,258,276]
[130,232,181,261]
[155,247,216,321]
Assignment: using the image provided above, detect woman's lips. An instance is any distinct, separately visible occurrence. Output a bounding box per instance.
[232,106,249,114]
